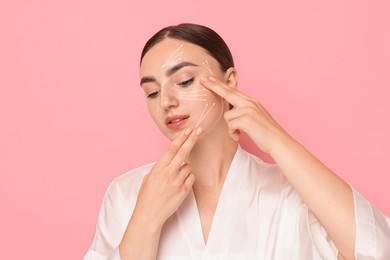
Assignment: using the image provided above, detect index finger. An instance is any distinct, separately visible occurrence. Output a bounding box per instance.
[154,128,193,168]
[200,77,250,107]
[168,127,201,170]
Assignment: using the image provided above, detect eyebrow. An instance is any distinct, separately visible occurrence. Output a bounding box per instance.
[140,76,156,86]
[140,61,198,86]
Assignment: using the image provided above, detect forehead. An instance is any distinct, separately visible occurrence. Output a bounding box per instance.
[140,39,214,76]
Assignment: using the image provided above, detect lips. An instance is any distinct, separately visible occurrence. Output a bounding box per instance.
[165,115,190,129]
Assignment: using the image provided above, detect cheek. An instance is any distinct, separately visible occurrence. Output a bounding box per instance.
[189,91,225,128]
[147,102,162,124]
[205,90,225,113]
[207,94,225,122]
[185,89,221,111]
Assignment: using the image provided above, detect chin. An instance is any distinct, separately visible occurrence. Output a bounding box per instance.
[160,128,180,141]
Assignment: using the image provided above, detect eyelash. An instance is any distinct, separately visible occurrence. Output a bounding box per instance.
[147,91,159,99]
[178,77,195,87]
[146,77,195,99]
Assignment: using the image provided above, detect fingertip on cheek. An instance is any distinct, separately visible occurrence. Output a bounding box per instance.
[195,127,203,136]
[184,128,193,136]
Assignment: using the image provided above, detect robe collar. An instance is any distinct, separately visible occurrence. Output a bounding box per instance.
[176,145,247,258]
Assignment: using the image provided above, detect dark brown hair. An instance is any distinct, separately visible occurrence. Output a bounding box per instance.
[140,23,234,72]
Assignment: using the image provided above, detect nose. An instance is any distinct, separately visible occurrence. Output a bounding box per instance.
[160,84,179,110]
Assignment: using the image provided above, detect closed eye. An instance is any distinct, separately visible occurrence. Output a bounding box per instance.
[147,90,159,99]
[178,77,195,87]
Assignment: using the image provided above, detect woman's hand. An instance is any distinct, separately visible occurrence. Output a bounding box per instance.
[120,128,202,260]
[202,76,356,259]
[133,127,202,228]
[201,76,288,154]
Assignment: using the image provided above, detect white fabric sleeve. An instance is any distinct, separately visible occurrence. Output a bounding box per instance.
[352,188,390,259]
[306,211,339,259]
[306,187,390,260]
[83,247,121,260]
[280,178,338,259]
[83,179,125,260]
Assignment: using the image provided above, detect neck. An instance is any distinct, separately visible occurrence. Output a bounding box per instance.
[186,123,238,189]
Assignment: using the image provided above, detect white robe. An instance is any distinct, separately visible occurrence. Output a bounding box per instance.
[84,146,390,259]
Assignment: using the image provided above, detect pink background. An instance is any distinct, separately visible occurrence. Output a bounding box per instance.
[1,1,389,259]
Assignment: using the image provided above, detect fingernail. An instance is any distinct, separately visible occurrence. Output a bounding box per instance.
[209,76,216,81]
[201,77,209,83]
[195,127,203,136]
[185,128,192,136]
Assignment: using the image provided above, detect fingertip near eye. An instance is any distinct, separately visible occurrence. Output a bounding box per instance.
[200,77,210,83]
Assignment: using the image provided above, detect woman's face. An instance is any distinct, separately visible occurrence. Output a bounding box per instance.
[140,38,228,140]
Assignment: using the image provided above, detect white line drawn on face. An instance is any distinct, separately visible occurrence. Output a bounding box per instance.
[202,60,214,76]
[180,93,207,97]
[179,97,207,101]
[180,88,207,94]
[179,94,207,101]
[161,44,184,68]
[160,55,217,125]
[195,102,215,128]
[178,88,207,101]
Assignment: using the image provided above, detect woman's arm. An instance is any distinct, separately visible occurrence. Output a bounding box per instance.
[119,128,201,260]
[119,209,162,260]
[201,76,356,259]
[268,133,355,260]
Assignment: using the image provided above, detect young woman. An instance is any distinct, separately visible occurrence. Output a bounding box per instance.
[84,23,390,260]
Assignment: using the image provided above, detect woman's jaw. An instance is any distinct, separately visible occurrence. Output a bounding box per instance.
[140,39,230,142]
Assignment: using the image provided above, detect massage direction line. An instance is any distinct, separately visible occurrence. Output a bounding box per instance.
[179,97,207,101]
[179,93,207,97]
[161,44,184,68]
[179,87,207,101]
[195,102,215,128]
[195,103,209,127]
[180,88,207,94]
[202,60,214,76]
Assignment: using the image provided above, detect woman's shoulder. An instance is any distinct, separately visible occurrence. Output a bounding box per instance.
[115,162,154,182]
[240,147,281,178]
[241,148,307,209]
[240,147,292,191]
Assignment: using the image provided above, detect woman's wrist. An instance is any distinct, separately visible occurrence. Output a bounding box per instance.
[265,130,297,158]
[131,207,165,234]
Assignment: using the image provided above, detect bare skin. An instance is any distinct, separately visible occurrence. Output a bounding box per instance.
[200,75,356,259]
[119,39,356,259]
[119,128,200,260]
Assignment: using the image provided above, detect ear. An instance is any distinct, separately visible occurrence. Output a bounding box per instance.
[223,67,238,89]
[223,67,238,110]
